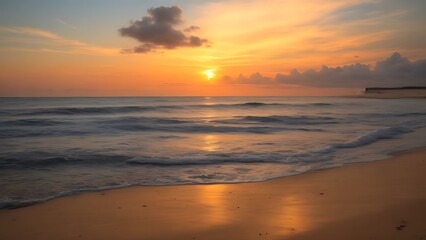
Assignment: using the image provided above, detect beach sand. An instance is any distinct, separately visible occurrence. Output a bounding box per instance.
[1,148,426,240]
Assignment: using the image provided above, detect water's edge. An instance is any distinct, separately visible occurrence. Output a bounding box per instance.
[3,127,426,210]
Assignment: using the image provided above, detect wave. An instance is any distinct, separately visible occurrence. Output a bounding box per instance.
[0,115,324,138]
[351,112,426,118]
[0,118,64,126]
[101,115,332,133]
[236,102,278,107]
[195,102,335,108]
[9,102,335,116]
[0,129,92,139]
[109,124,320,134]
[214,115,337,125]
[127,124,419,166]
[0,183,136,209]
[0,154,132,169]
[100,116,190,125]
[2,122,423,169]
[313,126,415,154]
[18,106,164,116]
[102,115,336,125]
[132,125,420,166]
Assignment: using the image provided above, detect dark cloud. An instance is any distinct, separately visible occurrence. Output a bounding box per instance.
[119,6,209,53]
[184,25,200,32]
[147,6,183,25]
[222,73,274,85]
[224,53,426,88]
[372,52,426,86]
[276,63,372,88]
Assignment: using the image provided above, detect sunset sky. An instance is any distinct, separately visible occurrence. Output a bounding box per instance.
[1,0,425,96]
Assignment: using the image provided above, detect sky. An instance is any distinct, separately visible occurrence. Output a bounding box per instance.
[0,0,425,96]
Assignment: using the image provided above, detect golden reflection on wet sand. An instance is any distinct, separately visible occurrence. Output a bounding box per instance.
[277,194,312,236]
[196,184,231,226]
[191,180,314,238]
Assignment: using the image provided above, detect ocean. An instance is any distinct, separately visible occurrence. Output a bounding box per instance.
[1,96,426,208]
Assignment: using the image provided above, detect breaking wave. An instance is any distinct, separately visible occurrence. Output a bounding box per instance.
[1,124,419,169]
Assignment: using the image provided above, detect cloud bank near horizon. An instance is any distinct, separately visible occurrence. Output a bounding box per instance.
[223,53,426,88]
[119,6,209,53]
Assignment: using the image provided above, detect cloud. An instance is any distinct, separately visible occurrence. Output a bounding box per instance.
[222,72,274,85]
[119,6,209,53]
[275,63,372,88]
[184,25,200,32]
[372,52,426,86]
[0,26,118,56]
[57,18,77,30]
[224,53,426,88]
[319,2,382,25]
[0,26,61,40]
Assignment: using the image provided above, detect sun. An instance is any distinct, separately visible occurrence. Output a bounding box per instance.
[203,69,216,80]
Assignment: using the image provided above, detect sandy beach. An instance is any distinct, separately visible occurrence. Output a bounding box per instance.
[1,147,426,240]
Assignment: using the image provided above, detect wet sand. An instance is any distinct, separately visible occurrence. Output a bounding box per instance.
[1,148,426,240]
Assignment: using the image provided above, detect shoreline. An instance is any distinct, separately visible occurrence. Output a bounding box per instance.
[1,147,426,239]
[3,131,426,210]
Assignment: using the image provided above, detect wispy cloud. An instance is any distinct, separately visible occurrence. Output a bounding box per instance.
[0,26,61,39]
[56,18,78,30]
[0,26,119,56]
[192,0,426,71]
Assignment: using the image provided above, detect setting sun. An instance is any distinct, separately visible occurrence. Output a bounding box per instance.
[203,69,216,80]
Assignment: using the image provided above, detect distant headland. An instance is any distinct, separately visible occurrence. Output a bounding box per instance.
[363,86,426,98]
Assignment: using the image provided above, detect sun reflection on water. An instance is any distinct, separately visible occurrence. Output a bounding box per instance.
[203,134,219,152]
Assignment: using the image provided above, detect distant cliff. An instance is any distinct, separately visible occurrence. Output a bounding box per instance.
[365,86,426,92]
[363,86,426,98]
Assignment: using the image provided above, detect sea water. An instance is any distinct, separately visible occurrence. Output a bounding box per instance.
[1,96,425,208]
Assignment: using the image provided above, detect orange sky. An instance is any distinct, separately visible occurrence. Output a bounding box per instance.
[0,0,425,96]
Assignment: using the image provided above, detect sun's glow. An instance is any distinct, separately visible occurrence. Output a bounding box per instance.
[203,69,216,80]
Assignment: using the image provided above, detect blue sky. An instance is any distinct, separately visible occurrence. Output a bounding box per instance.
[0,0,212,45]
